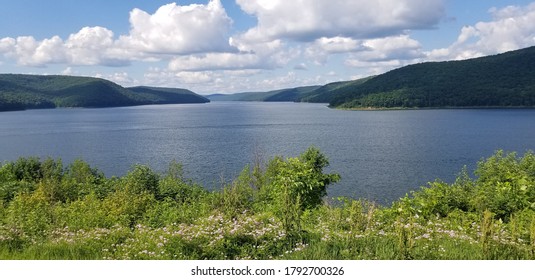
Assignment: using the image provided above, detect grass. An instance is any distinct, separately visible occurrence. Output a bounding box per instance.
[1,149,535,260]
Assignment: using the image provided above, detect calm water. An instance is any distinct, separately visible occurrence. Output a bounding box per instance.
[1,102,535,204]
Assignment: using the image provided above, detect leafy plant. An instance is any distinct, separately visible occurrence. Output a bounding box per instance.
[2,148,535,260]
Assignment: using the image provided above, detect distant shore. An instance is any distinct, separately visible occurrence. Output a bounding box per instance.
[334,105,535,111]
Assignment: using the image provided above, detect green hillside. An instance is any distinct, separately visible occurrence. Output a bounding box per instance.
[329,46,535,109]
[206,91,277,101]
[206,85,321,102]
[300,77,374,103]
[5,46,534,111]
[265,85,322,102]
[127,86,209,104]
[0,74,208,111]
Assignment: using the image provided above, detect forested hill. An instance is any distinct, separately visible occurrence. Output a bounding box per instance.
[328,46,535,109]
[206,85,321,102]
[0,74,209,111]
[127,86,209,104]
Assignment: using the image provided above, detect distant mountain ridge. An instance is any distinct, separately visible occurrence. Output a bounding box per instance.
[328,46,535,108]
[3,46,535,111]
[127,86,209,104]
[0,74,209,111]
[207,46,535,109]
[206,85,321,102]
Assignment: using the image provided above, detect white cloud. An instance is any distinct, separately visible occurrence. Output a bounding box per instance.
[5,36,67,67]
[168,53,262,71]
[65,26,124,66]
[108,72,136,85]
[141,67,331,94]
[428,2,535,61]
[144,68,214,88]
[305,36,367,64]
[118,0,234,55]
[313,37,365,54]
[61,67,74,75]
[0,37,15,53]
[0,27,131,67]
[10,36,47,66]
[236,0,445,42]
[331,34,424,77]
[93,71,138,86]
[293,63,308,70]
[0,0,234,67]
[345,59,403,69]
[359,35,424,61]
[166,35,300,72]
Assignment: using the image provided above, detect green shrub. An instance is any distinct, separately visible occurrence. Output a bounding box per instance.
[54,193,115,230]
[157,161,206,202]
[258,147,340,235]
[5,188,53,238]
[12,157,44,182]
[103,190,156,227]
[221,165,255,219]
[61,159,108,200]
[473,150,535,220]
[120,165,159,195]
[0,181,35,203]
[395,150,535,222]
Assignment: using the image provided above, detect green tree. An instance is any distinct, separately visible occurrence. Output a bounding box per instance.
[260,147,340,234]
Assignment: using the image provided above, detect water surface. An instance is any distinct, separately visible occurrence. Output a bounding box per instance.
[1,102,534,204]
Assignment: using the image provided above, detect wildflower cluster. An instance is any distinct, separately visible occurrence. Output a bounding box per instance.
[98,212,288,260]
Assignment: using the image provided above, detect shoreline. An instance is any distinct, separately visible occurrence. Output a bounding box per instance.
[333,105,535,111]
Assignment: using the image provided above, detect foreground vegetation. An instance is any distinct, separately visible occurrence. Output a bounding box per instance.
[1,147,535,260]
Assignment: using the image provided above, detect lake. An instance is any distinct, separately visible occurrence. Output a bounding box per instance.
[1,102,534,204]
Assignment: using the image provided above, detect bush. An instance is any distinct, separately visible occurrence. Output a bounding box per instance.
[473,150,535,220]
[120,165,159,195]
[394,150,535,222]
[102,190,155,227]
[260,147,340,210]
[157,161,206,202]
[258,147,340,234]
[12,157,43,183]
[61,159,108,200]
[221,165,255,219]
[54,193,115,230]
[5,188,53,238]
[0,181,35,203]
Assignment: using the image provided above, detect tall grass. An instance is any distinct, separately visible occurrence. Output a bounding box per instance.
[1,149,534,259]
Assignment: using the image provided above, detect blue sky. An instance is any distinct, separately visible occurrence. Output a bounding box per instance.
[1,0,535,94]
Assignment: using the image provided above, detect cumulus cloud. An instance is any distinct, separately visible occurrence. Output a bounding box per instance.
[233,0,441,70]
[118,0,234,54]
[0,0,234,67]
[428,2,535,60]
[102,72,138,86]
[0,38,15,53]
[342,35,424,75]
[168,53,262,71]
[293,63,308,70]
[0,27,130,67]
[305,36,368,64]
[358,35,424,62]
[166,36,301,72]
[236,0,445,42]
[65,27,126,66]
[312,37,366,54]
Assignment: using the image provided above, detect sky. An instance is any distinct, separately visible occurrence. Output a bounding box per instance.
[1,0,535,94]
